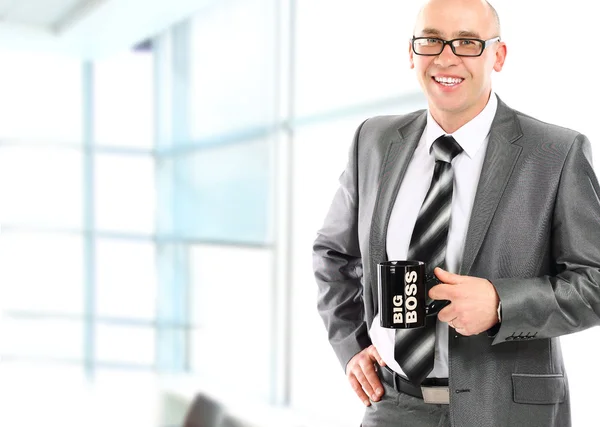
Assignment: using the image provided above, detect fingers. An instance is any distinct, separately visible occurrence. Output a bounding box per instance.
[368,344,386,367]
[431,273,499,336]
[437,304,456,323]
[434,267,461,284]
[428,283,455,301]
[355,365,379,402]
[440,310,475,336]
[437,305,469,334]
[348,374,372,406]
[437,300,470,332]
[346,345,385,406]
[430,268,464,301]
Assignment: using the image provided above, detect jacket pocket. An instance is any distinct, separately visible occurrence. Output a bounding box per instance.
[512,373,566,404]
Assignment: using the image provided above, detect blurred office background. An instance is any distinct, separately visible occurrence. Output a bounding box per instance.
[0,0,597,426]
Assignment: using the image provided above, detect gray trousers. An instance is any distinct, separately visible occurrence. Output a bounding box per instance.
[361,374,451,427]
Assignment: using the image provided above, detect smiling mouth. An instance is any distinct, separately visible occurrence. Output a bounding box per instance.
[432,76,464,87]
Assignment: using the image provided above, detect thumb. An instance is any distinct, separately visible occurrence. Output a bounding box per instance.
[434,267,461,284]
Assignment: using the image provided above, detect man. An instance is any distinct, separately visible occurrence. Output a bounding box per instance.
[312,0,600,426]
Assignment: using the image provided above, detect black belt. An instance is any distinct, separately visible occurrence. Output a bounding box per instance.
[378,365,449,399]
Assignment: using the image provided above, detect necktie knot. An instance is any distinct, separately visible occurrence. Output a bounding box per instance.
[431,135,463,163]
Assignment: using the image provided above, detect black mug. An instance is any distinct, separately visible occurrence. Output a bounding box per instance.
[377,260,450,329]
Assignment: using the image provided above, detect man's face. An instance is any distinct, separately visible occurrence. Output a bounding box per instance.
[409,0,506,119]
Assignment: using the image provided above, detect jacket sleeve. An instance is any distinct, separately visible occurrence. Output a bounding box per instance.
[312,120,372,371]
[492,134,600,345]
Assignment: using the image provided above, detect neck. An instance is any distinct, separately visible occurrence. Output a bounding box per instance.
[430,91,492,134]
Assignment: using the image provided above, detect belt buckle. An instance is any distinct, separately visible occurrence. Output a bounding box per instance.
[421,385,450,404]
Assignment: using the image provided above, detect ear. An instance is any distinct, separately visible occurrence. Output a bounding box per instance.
[493,42,507,72]
[409,40,415,69]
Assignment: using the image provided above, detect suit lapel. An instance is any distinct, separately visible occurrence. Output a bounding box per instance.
[460,98,523,275]
[369,112,426,315]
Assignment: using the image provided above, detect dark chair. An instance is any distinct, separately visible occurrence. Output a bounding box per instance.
[182,393,224,427]
[219,414,250,427]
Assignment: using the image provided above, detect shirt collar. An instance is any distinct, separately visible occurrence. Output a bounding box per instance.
[425,91,498,159]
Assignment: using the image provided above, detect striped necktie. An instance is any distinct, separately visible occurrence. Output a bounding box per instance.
[394,134,463,385]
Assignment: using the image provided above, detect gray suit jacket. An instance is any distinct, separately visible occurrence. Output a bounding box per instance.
[313,96,600,426]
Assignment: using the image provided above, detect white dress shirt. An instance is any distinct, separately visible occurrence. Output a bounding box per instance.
[369,92,498,379]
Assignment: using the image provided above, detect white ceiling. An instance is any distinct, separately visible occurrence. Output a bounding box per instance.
[0,0,98,30]
[0,0,214,58]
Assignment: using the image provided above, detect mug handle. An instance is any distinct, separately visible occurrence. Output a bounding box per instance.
[424,273,450,316]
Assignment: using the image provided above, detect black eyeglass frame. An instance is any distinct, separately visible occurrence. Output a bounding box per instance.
[411,36,501,57]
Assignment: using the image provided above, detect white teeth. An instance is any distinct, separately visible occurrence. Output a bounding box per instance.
[434,76,463,85]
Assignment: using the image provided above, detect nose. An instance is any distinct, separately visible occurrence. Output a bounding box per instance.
[433,43,460,67]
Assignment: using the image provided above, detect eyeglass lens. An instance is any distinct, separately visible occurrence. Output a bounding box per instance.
[413,38,483,56]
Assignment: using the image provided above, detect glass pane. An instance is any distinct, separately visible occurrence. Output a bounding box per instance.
[0,50,82,142]
[96,324,155,366]
[0,360,84,384]
[0,146,83,228]
[0,361,86,427]
[95,154,156,234]
[174,139,271,244]
[190,0,276,139]
[0,232,84,314]
[1,317,83,359]
[290,118,360,404]
[0,363,161,427]
[189,244,272,400]
[94,51,154,149]
[294,0,421,118]
[96,239,157,320]
[93,369,160,426]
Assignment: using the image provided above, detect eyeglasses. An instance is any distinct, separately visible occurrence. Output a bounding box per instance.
[411,36,501,57]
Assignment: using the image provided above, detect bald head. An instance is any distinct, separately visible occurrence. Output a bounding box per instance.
[485,0,501,36]
[415,0,501,38]
[408,0,507,133]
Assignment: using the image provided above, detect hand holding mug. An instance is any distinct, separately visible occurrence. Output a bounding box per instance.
[429,267,500,336]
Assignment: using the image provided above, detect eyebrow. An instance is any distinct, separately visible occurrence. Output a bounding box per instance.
[455,30,482,38]
[419,28,443,36]
[418,28,482,39]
